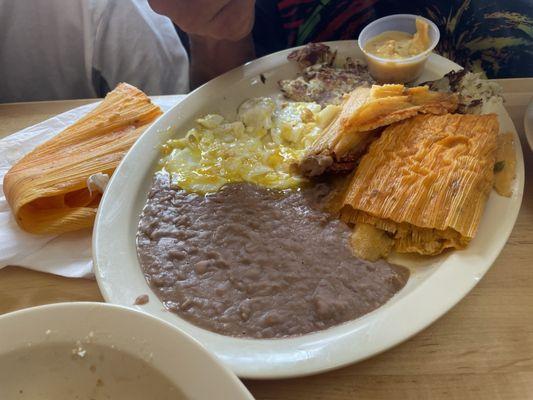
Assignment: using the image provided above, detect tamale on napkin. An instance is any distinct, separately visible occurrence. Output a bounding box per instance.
[299,84,458,176]
[3,83,162,234]
[336,113,498,255]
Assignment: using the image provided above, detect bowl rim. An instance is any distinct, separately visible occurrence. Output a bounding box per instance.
[0,302,255,399]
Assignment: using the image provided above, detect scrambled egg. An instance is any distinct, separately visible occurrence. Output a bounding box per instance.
[160,97,339,193]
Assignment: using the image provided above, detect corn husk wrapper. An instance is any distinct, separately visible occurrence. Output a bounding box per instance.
[299,84,458,176]
[3,83,162,234]
[334,113,499,255]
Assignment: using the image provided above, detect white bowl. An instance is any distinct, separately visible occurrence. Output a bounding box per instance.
[0,302,254,400]
[93,41,524,379]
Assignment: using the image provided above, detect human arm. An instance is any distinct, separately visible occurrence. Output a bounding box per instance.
[148,0,256,87]
[188,34,255,87]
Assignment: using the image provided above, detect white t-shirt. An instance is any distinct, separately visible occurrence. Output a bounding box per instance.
[0,0,189,103]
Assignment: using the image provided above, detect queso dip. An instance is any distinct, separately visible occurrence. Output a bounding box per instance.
[364,18,430,59]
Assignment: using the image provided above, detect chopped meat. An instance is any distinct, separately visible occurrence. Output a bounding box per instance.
[279,43,375,106]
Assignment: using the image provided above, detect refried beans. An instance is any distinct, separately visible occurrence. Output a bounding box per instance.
[136,173,409,338]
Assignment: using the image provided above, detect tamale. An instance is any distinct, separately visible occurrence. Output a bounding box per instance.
[3,83,162,234]
[336,113,498,256]
[298,87,374,175]
[299,84,458,176]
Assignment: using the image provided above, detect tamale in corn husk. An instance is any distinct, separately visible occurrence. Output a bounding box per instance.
[335,113,499,256]
[3,83,162,234]
[298,84,458,176]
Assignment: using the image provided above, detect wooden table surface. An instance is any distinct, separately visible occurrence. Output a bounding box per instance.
[0,80,532,399]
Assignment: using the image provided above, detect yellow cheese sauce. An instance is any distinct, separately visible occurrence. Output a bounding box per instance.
[364,19,430,59]
[493,132,516,197]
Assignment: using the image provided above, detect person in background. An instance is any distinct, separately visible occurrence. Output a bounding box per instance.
[148,0,256,87]
[150,0,532,87]
[379,0,532,79]
[253,0,532,80]
[252,0,378,57]
[0,0,189,103]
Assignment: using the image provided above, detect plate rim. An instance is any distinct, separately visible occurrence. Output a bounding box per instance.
[93,40,525,379]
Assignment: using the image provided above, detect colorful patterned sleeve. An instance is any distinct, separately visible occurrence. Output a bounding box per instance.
[253,0,532,78]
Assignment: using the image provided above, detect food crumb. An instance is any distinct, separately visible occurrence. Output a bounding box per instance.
[72,341,87,358]
[85,331,95,343]
[134,294,149,305]
[45,329,52,335]
[494,160,505,173]
[89,365,96,373]
[96,378,104,387]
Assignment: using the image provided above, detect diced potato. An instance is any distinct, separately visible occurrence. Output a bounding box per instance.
[197,114,224,129]
[316,105,341,128]
[350,223,393,261]
[160,97,326,193]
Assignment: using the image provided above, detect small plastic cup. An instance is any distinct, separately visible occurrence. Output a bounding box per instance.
[358,14,440,83]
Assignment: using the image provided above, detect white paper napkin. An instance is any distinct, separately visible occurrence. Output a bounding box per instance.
[0,96,184,278]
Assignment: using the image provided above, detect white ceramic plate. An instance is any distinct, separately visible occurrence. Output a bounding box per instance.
[0,302,254,399]
[93,41,525,379]
[524,97,533,150]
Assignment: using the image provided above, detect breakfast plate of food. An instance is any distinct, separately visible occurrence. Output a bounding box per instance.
[92,17,524,379]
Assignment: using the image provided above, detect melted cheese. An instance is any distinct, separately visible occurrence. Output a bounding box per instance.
[160,98,340,193]
[364,19,430,59]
